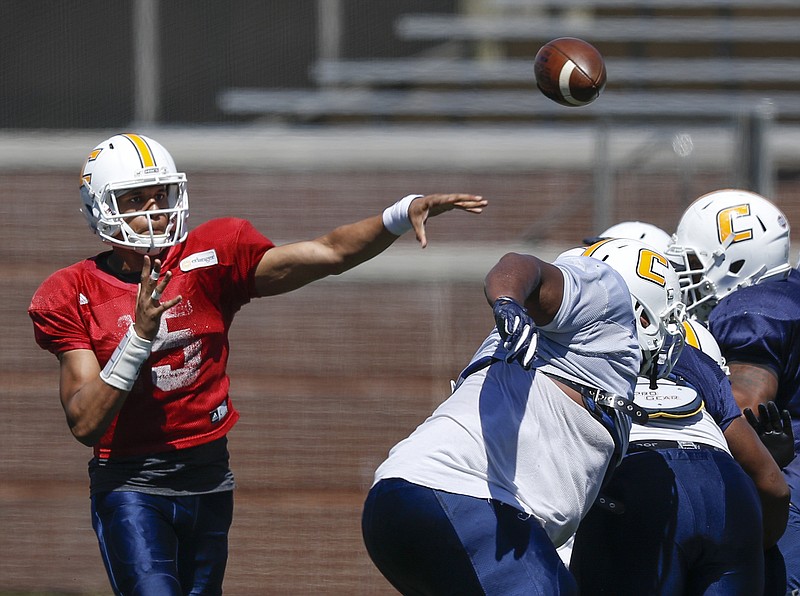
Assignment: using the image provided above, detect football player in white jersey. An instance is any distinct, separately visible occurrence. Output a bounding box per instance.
[362,238,684,594]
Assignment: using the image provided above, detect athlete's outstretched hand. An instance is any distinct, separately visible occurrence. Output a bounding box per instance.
[493,297,538,369]
[408,194,487,248]
[744,401,796,469]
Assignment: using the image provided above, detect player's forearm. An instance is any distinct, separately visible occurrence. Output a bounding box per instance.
[760,479,791,547]
[728,362,780,412]
[726,417,790,547]
[63,379,128,446]
[322,215,398,274]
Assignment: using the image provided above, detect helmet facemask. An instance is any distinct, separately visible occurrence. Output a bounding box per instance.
[667,245,721,322]
[86,179,189,255]
[640,300,686,387]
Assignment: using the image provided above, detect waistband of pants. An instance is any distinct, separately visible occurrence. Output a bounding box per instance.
[545,373,648,425]
[628,439,727,454]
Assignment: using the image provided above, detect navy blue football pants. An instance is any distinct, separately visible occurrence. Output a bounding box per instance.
[362,477,577,595]
[570,447,764,595]
[91,490,233,596]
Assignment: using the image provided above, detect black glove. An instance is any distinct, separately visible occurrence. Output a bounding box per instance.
[492,297,538,369]
[743,401,796,469]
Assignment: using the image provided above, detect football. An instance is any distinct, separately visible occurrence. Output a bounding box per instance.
[534,37,607,107]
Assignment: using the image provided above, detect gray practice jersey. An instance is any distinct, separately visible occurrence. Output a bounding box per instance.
[374,257,640,547]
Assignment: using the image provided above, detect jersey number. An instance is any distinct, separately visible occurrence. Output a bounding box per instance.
[150,301,201,391]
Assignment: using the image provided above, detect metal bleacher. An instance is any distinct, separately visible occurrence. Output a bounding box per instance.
[217,0,800,125]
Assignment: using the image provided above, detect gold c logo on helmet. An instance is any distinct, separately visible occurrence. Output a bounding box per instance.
[637,249,667,287]
[716,204,753,245]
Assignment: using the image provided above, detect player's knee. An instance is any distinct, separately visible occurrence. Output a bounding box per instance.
[130,573,183,596]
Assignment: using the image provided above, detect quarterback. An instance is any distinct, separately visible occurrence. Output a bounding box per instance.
[28,133,486,595]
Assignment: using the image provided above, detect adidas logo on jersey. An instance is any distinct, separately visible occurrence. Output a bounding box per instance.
[209,400,229,424]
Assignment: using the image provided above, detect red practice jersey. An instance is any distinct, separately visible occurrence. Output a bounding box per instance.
[29,218,274,459]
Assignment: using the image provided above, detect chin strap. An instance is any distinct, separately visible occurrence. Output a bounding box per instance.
[649,362,658,390]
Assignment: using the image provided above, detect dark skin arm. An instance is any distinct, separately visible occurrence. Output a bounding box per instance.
[728,361,780,413]
[724,415,790,547]
[483,253,592,406]
[483,252,564,326]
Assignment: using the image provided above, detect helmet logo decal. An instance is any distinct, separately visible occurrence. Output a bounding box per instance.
[121,133,157,169]
[637,249,668,287]
[716,204,753,245]
[80,148,102,187]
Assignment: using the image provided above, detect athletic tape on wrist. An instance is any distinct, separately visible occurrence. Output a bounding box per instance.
[382,194,422,236]
[99,326,153,392]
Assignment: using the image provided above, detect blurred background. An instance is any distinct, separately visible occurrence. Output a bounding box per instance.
[3,1,800,594]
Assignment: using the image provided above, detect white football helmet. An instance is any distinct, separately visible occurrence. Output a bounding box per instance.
[584,221,673,254]
[557,246,586,259]
[682,318,729,376]
[666,189,791,322]
[80,133,189,255]
[583,238,687,380]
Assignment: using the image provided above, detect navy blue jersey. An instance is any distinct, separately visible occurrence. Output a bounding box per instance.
[709,267,800,513]
[709,268,800,417]
[670,345,741,430]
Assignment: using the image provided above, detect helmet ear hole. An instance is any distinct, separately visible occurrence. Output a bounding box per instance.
[634,301,652,327]
[729,259,745,274]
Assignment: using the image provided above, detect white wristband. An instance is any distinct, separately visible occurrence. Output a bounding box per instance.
[99,326,153,392]
[382,194,422,236]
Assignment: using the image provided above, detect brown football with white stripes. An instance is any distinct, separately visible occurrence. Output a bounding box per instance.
[534,37,607,107]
